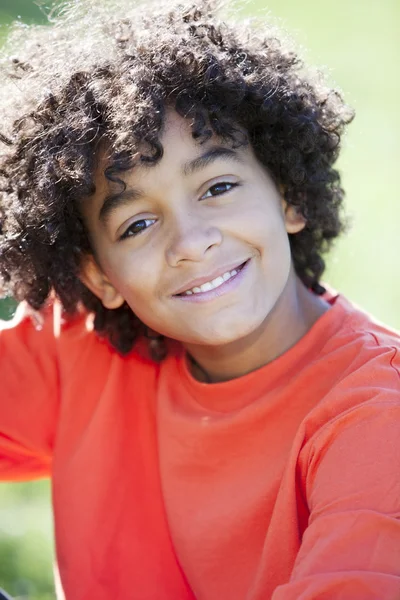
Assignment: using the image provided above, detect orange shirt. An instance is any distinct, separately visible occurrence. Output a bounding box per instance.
[0,292,400,599]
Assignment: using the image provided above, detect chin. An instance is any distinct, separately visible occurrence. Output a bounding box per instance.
[187,317,264,347]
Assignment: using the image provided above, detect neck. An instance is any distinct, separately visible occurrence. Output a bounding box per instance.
[184,277,329,383]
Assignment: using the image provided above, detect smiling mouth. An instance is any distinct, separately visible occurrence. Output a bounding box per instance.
[176,260,249,297]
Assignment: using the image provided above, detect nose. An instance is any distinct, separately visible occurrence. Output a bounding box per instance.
[165,212,223,267]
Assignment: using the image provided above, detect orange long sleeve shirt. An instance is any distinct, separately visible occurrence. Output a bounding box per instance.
[0,292,400,599]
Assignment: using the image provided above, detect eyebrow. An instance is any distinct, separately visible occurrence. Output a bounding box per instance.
[181,146,243,177]
[99,145,243,225]
[99,188,144,225]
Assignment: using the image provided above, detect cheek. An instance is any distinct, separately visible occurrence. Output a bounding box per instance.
[237,200,290,257]
[240,204,293,294]
[102,248,161,308]
[102,247,182,336]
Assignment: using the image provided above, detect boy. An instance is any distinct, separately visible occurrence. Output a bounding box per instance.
[0,0,399,598]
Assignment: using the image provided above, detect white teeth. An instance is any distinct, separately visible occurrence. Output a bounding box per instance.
[211,276,225,287]
[182,266,242,295]
[200,282,213,292]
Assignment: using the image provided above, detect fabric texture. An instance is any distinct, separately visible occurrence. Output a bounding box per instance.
[0,292,399,599]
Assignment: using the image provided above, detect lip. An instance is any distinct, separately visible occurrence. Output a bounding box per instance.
[173,259,251,302]
[172,259,250,296]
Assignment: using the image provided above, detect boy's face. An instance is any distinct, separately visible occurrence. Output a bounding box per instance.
[80,110,305,346]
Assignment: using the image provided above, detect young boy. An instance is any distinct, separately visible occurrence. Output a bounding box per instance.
[0,1,399,598]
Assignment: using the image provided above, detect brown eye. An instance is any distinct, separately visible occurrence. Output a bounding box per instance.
[119,218,155,240]
[201,182,238,200]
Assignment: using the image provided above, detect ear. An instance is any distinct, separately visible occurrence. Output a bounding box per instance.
[79,255,125,310]
[281,198,306,234]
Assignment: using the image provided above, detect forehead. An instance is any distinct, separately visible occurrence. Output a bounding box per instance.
[98,108,247,173]
[159,109,198,150]
[141,110,246,173]
[90,109,250,204]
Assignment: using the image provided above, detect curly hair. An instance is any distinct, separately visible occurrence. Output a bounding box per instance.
[0,0,354,354]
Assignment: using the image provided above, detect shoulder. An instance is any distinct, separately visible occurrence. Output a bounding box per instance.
[294,296,400,507]
[319,293,400,391]
[299,293,400,450]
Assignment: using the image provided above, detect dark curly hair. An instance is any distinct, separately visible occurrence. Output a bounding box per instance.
[0,0,354,354]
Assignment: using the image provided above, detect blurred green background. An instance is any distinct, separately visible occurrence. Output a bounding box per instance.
[0,0,399,598]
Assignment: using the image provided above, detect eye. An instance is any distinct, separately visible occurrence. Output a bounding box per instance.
[119,218,156,240]
[201,181,238,200]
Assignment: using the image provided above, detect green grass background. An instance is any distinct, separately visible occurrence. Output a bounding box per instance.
[0,0,398,597]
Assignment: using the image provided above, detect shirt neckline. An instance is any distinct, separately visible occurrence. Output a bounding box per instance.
[175,292,348,413]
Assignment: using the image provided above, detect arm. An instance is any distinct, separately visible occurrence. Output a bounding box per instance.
[0,304,59,481]
[272,398,400,599]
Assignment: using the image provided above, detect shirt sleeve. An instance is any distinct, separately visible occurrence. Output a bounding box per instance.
[0,304,60,481]
[272,397,400,600]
